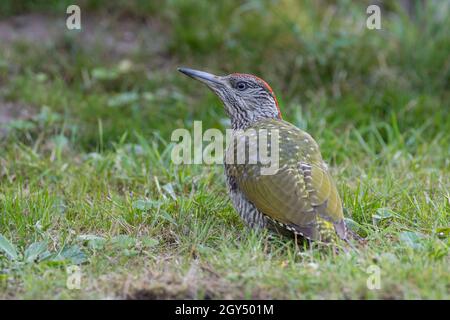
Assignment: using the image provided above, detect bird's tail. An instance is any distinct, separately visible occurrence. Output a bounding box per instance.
[346,228,367,246]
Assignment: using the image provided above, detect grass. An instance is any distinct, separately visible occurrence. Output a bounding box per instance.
[0,0,449,299]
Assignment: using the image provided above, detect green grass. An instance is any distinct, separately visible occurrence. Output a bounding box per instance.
[0,0,449,299]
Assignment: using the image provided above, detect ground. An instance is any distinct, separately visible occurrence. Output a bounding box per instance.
[0,1,449,299]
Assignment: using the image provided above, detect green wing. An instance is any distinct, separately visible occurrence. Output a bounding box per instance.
[227,119,346,241]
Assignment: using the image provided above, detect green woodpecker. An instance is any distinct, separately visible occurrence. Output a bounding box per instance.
[179,67,348,243]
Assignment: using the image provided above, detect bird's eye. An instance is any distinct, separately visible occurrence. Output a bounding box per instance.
[236,82,247,91]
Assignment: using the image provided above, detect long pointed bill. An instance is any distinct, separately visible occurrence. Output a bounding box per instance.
[178,67,223,87]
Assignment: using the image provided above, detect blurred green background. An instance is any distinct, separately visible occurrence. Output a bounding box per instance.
[0,0,449,299]
[1,0,448,151]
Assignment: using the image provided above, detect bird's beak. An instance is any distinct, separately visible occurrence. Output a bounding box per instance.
[178,67,223,87]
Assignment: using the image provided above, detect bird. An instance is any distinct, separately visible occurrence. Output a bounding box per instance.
[178,67,350,244]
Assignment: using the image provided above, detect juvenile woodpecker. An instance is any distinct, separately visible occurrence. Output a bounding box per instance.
[178,68,348,243]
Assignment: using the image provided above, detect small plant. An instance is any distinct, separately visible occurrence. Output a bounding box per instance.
[0,234,87,269]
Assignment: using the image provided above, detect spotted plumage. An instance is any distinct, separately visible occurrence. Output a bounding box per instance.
[178,67,349,244]
[225,119,347,242]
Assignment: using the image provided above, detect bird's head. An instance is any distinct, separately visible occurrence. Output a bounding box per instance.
[178,67,281,129]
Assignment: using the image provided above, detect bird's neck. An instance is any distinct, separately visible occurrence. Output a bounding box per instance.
[231,114,279,130]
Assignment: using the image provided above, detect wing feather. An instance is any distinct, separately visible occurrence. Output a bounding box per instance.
[227,119,346,240]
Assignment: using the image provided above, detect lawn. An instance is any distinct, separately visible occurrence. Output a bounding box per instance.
[0,0,449,299]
